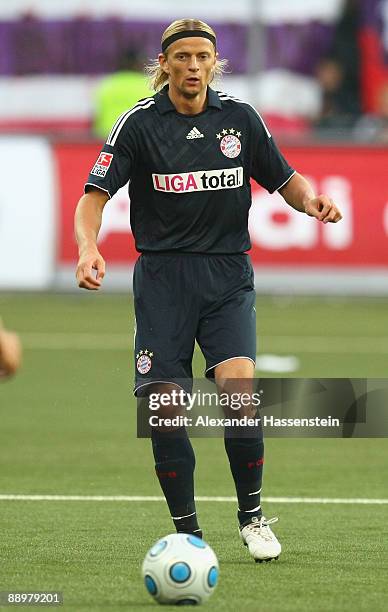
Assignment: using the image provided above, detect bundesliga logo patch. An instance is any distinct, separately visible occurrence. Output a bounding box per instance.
[91,152,113,177]
[136,349,153,374]
[217,128,242,159]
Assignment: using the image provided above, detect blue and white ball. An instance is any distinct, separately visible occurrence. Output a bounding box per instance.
[142,533,219,605]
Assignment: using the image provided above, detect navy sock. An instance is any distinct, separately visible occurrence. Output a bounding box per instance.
[151,427,201,537]
[224,426,264,527]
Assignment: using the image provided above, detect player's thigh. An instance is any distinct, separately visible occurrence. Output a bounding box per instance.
[133,254,197,394]
[197,285,256,379]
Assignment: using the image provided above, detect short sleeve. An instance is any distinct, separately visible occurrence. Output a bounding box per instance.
[84,113,138,198]
[248,107,295,193]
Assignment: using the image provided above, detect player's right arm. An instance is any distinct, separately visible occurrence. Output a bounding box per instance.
[75,106,140,289]
[75,188,109,290]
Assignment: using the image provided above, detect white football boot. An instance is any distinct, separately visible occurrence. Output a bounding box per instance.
[240,516,281,563]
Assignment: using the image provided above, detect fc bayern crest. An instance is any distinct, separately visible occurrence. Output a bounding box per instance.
[220,133,241,158]
[136,349,153,374]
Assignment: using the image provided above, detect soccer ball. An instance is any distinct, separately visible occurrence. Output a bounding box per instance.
[142,533,219,605]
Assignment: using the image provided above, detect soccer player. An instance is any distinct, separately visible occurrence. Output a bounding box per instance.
[74,18,342,562]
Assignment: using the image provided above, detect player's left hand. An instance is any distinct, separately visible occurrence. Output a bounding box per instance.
[304,195,342,224]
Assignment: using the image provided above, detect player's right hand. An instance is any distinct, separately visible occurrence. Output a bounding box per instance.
[76,249,105,290]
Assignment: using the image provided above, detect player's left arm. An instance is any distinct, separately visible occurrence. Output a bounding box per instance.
[279,172,342,224]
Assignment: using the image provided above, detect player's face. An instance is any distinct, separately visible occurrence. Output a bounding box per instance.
[159,38,217,99]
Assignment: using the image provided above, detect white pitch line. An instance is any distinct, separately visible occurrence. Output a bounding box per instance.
[0,495,387,505]
[20,333,388,354]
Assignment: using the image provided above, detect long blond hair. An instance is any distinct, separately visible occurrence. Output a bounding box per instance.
[145,19,228,91]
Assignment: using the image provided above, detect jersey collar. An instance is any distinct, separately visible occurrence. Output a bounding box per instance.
[155,85,222,114]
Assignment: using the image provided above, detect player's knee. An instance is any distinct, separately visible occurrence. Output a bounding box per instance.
[215,369,258,421]
[147,383,186,430]
[214,358,255,380]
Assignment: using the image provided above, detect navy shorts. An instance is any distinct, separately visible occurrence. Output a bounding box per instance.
[133,252,256,395]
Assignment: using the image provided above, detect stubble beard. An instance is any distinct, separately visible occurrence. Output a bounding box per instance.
[181,90,201,100]
[179,82,206,100]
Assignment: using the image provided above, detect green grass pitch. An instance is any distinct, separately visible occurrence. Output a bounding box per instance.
[1,293,388,611]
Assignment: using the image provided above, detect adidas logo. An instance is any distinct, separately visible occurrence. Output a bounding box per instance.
[186,127,204,139]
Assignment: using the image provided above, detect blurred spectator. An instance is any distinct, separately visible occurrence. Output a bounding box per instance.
[359,0,388,114]
[93,48,151,139]
[314,55,360,131]
[0,320,22,380]
[330,0,361,112]
[313,0,361,136]
[353,81,388,142]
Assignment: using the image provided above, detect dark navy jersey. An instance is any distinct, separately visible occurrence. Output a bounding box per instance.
[85,85,295,253]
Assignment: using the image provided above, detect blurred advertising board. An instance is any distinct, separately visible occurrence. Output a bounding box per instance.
[56,143,388,272]
[0,138,55,289]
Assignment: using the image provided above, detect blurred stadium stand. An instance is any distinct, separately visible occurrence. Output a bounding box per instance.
[0,0,387,140]
[0,0,387,292]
